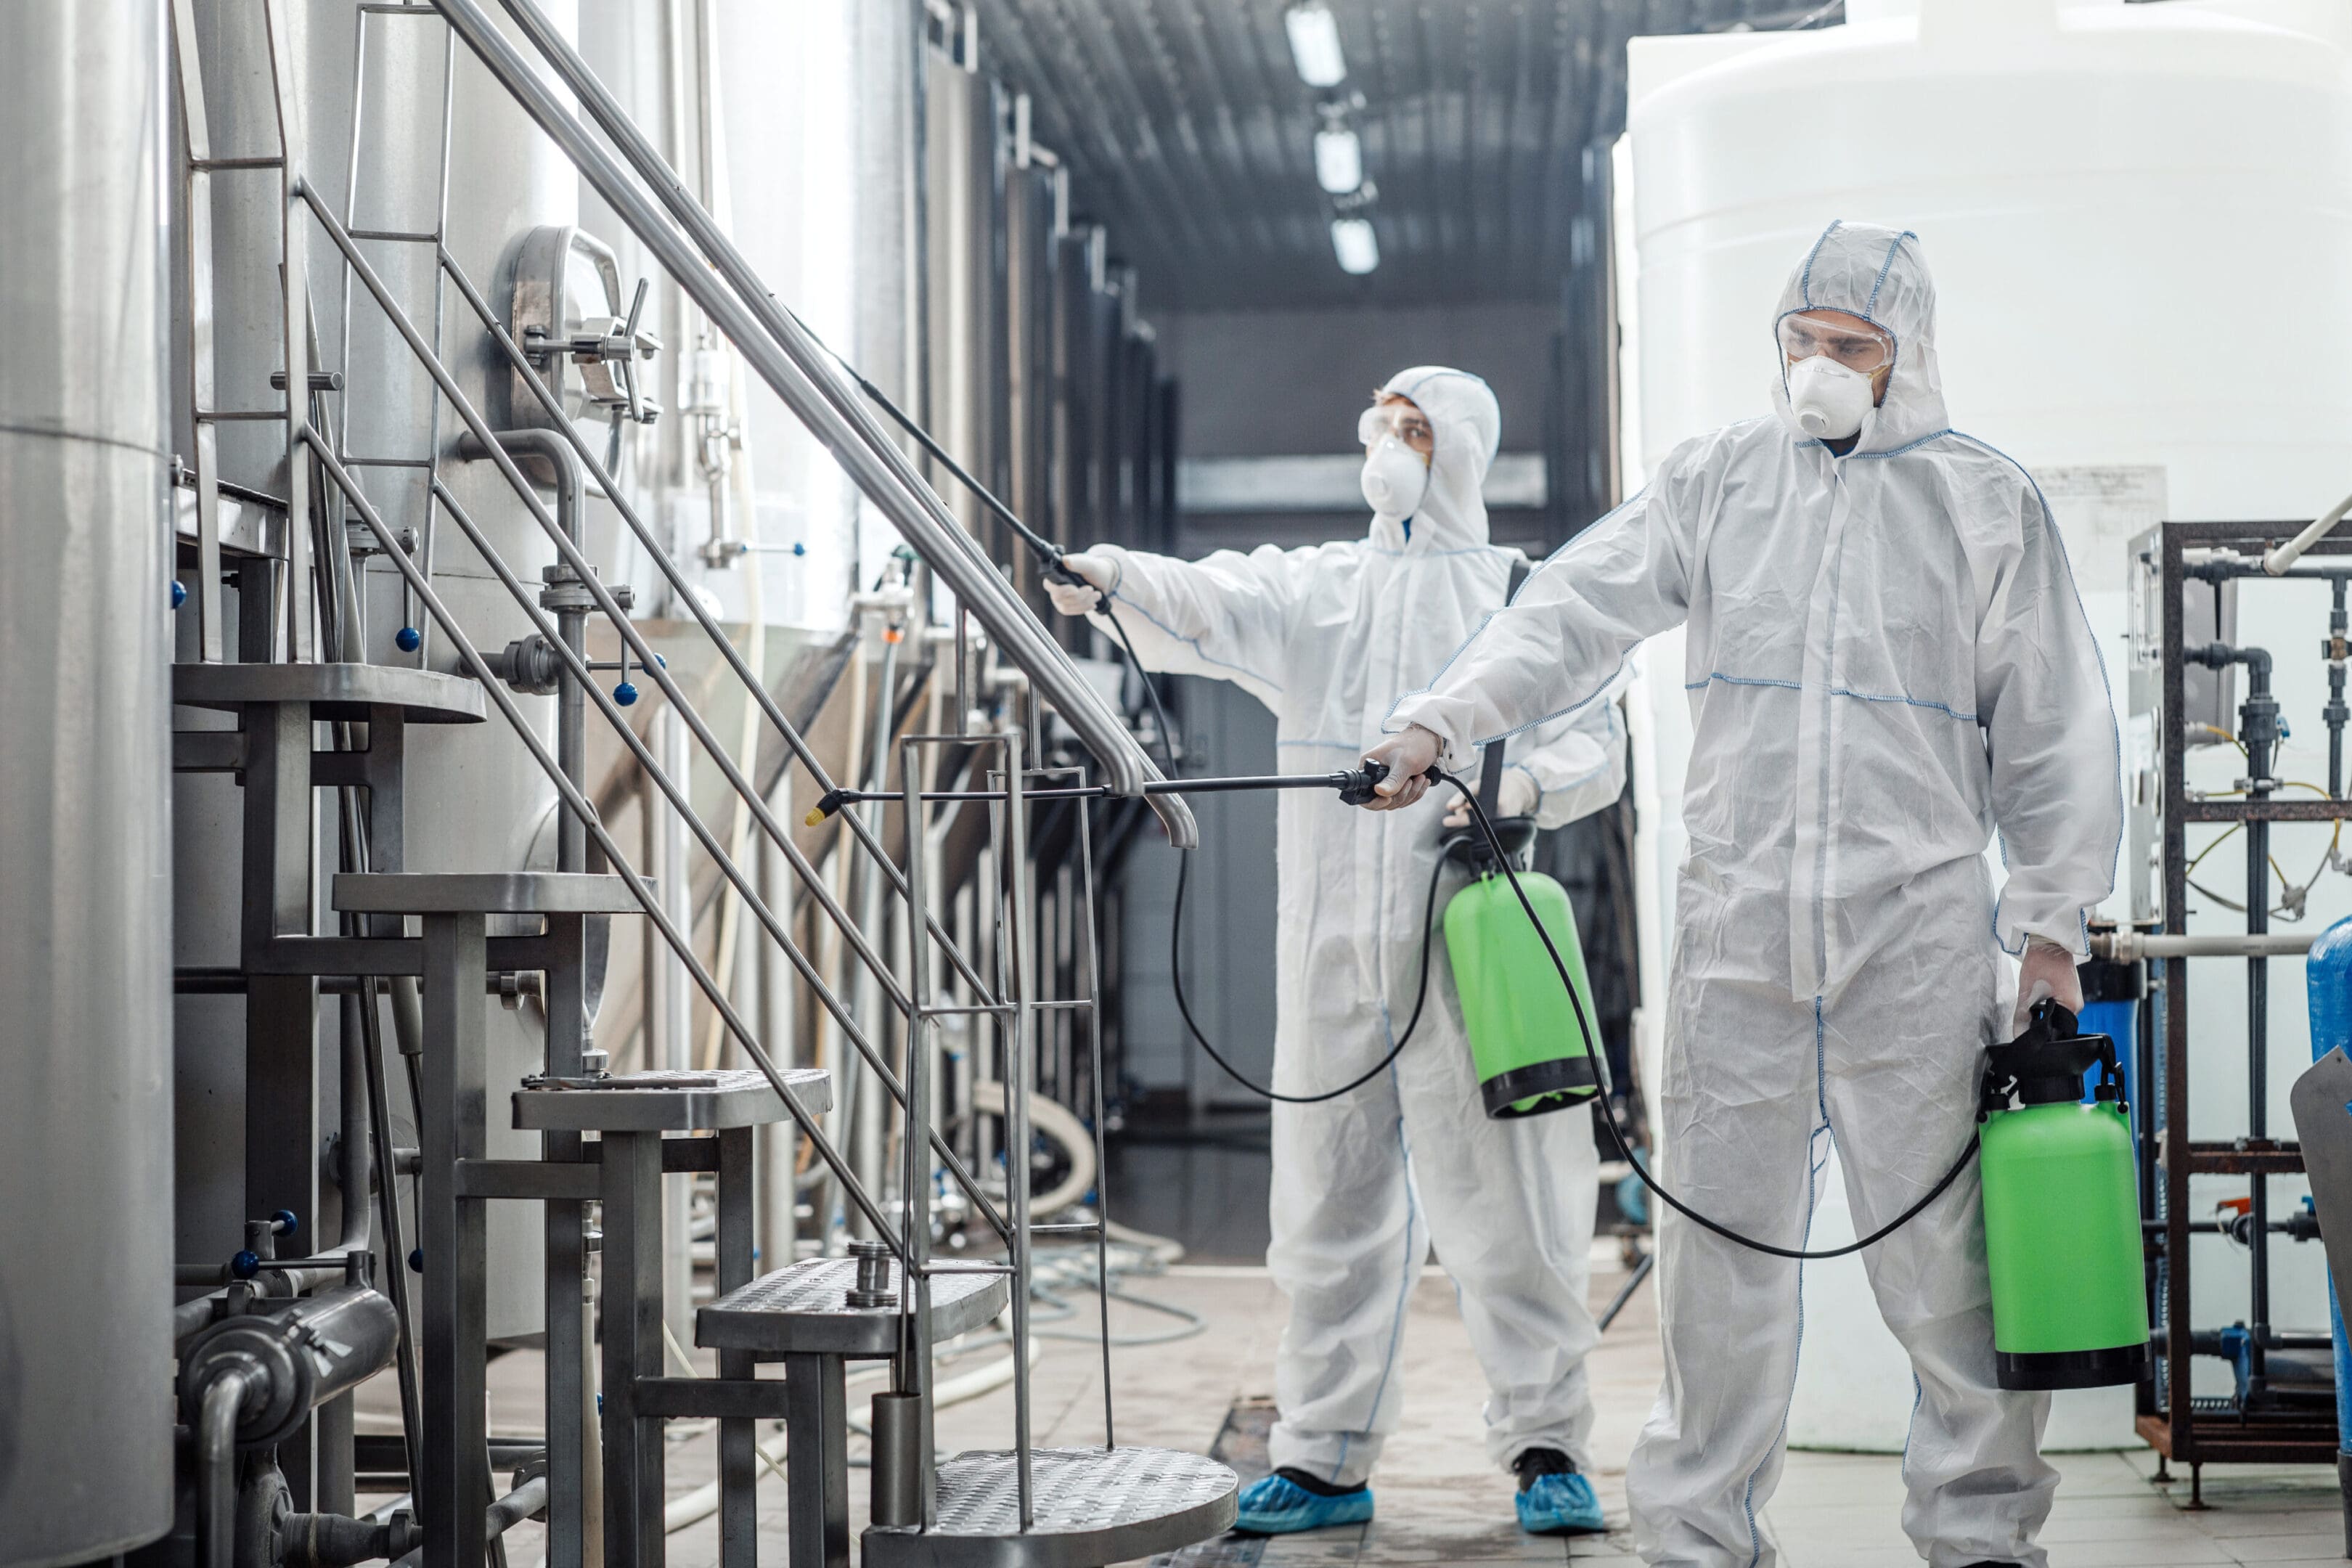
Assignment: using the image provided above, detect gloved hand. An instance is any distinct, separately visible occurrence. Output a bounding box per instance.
[2013,937,2085,1034]
[1045,552,1115,616]
[1444,767,1536,827]
[1360,724,1444,812]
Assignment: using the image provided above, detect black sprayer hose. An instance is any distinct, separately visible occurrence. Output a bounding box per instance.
[1171,845,1450,1106]
[1433,767,1979,1262]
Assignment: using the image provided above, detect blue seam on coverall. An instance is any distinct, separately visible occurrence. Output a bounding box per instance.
[1944,431,2124,956]
[1686,672,1977,724]
[1863,231,1916,322]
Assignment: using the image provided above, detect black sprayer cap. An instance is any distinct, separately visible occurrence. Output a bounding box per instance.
[1983,1000,2120,1111]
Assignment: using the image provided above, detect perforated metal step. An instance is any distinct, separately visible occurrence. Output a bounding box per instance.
[862,1445,1238,1568]
[696,1254,1009,1357]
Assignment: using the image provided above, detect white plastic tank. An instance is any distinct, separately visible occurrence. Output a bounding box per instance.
[1620,0,2352,1450]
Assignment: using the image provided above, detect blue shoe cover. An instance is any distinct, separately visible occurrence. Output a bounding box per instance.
[1232,1471,1374,1534]
[1516,1469,1606,1535]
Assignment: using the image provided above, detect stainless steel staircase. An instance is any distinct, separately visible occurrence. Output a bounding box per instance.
[166,0,1229,1560]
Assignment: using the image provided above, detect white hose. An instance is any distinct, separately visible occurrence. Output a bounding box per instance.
[2263,486,2352,575]
[659,1331,1038,1534]
[968,1080,1096,1217]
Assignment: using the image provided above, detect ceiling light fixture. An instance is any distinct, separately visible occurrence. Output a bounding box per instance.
[1285,3,1347,88]
[1314,126,1363,194]
[1331,216,1379,275]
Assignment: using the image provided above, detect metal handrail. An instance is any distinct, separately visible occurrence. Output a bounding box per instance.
[298,181,1016,1244]
[426,0,1199,852]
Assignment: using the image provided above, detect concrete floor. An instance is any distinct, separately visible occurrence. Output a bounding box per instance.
[369,1252,2345,1567]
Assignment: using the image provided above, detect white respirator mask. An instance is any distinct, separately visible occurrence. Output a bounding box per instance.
[1784,355,1877,441]
[1359,437,1430,518]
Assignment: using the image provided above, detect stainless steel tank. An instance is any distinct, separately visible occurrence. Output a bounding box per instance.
[0,1,175,1559]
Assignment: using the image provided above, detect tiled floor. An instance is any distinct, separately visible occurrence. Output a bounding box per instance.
[370,1254,2345,1565]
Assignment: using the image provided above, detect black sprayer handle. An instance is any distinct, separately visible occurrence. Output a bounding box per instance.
[1336,760,1389,806]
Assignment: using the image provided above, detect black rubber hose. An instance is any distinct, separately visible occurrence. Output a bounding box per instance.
[1170,844,1449,1105]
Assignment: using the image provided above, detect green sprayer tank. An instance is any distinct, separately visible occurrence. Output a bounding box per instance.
[1440,817,1599,1119]
[1977,1000,2150,1391]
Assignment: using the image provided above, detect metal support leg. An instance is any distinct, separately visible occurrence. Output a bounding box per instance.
[420,912,489,1568]
[602,1130,666,1566]
[544,913,590,1568]
[249,968,321,1508]
[782,1353,849,1568]
[716,1127,757,1567]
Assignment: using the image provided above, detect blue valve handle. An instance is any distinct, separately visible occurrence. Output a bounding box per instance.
[271,1209,298,1238]
[171,581,187,610]
[394,626,422,653]
[230,1249,261,1280]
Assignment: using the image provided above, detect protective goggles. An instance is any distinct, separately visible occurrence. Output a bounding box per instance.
[1357,402,1434,449]
[1776,310,1895,375]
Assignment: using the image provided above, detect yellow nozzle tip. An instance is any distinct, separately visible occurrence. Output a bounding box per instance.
[804,807,828,827]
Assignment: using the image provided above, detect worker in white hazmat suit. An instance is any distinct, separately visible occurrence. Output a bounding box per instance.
[1047,367,1628,1536]
[1368,224,2121,1568]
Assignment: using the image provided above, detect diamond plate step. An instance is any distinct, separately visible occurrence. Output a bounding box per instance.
[862,1445,1238,1568]
[695,1254,1009,1357]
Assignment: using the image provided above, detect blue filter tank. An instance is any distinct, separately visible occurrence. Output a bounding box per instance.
[2075,950,2146,1150]
[2306,913,2352,1461]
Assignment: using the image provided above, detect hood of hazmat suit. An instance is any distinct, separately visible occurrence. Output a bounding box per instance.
[1080,366,1625,1488]
[1388,224,2121,1568]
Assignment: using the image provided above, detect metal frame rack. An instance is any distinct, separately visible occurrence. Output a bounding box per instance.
[2144,519,2347,1495]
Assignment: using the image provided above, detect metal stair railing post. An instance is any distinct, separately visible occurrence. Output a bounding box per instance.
[333,1,459,665]
[1045,763,1118,1450]
[1001,735,1040,1530]
[261,0,314,663]
[167,0,225,661]
[298,182,1017,1242]
[420,0,1198,853]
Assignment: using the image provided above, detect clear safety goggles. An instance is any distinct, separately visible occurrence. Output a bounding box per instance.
[1776,310,1895,375]
[1358,402,1434,449]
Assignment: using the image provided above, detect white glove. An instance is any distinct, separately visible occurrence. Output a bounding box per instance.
[2012,937,2085,1034]
[1045,552,1114,616]
[1360,724,1444,812]
[1445,767,1537,827]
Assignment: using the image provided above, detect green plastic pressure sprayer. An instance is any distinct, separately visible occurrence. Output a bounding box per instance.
[1977,999,2151,1389]
[1437,735,1599,1119]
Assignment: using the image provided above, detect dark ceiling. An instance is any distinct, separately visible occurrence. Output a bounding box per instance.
[968,0,1839,314]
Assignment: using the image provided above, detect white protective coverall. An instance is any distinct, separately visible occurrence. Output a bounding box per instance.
[1082,367,1627,1485]
[1387,226,2121,1567]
